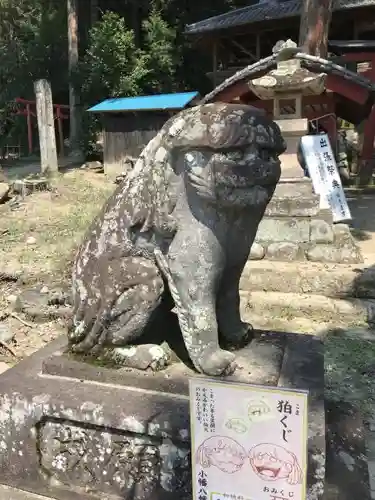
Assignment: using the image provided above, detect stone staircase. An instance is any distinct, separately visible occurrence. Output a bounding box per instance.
[239,259,375,332]
[250,180,363,264]
[236,170,375,332]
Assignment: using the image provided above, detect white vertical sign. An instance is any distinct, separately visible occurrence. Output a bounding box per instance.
[300,134,351,222]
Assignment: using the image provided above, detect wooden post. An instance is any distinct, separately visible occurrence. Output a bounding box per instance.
[90,0,99,26]
[26,104,33,155]
[298,0,333,57]
[67,0,83,159]
[358,106,375,186]
[56,106,65,157]
[34,79,58,174]
[213,41,218,87]
[256,34,261,60]
[353,21,359,40]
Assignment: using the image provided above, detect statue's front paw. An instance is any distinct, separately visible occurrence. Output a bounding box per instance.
[198,349,237,376]
[158,215,178,236]
[102,344,171,371]
[221,322,253,351]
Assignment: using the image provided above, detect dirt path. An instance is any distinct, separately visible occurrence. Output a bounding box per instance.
[0,168,114,367]
[2,157,81,181]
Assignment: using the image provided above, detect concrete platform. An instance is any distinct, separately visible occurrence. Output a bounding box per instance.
[0,332,326,500]
[0,485,53,500]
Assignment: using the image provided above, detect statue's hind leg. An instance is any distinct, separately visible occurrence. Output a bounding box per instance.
[98,263,174,370]
[71,257,172,371]
[99,271,172,370]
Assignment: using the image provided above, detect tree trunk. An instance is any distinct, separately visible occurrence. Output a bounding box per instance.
[90,0,99,27]
[298,0,333,57]
[67,0,83,160]
[34,79,58,175]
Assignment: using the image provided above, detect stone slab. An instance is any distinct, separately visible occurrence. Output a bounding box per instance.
[310,220,334,244]
[279,152,305,179]
[43,332,287,392]
[266,196,320,217]
[307,244,363,264]
[12,178,50,196]
[277,131,307,180]
[256,218,310,243]
[0,332,325,500]
[0,485,54,500]
[275,118,309,136]
[240,260,375,299]
[273,179,314,198]
[265,242,301,261]
[240,290,374,325]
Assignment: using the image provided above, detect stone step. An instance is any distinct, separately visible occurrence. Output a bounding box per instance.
[240,290,374,326]
[240,259,375,298]
[244,312,337,335]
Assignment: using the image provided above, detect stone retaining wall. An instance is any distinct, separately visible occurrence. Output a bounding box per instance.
[251,187,362,263]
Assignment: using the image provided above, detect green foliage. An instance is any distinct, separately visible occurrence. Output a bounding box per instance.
[0,0,255,154]
[78,12,149,103]
[0,0,67,103]
[141,10,176,93]
[0,0,67,149]
[79,10,176,104]
[78,9,177,153]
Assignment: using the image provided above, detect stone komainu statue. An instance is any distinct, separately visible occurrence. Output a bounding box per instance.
[68,103,286,376]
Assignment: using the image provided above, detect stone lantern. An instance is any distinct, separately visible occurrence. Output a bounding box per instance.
[250,39,326,180]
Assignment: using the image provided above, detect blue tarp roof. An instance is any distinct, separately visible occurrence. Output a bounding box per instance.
[88,91,199,113]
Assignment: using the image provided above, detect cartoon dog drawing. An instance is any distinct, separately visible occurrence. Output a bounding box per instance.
[196,436,247,474]
[247,400,271,419]
[225,418,248,434]
[249,443,303,485]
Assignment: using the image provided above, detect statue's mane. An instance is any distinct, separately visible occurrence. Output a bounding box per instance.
[119,113,181,233]
[119,103,284,233]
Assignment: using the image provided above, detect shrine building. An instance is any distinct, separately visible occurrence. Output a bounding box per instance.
[185,0,375,177]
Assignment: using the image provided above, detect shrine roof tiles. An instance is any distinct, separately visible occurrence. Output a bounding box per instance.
[185,0,375,35]
[201,50,375,105]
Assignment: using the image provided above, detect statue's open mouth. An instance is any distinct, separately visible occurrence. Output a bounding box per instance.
[214,155,281,189]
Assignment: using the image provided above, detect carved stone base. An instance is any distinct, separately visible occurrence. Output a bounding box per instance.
[0,332,329,500]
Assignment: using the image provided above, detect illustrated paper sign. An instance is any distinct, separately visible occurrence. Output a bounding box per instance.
[189,379,308,500]
[300,134,351,222]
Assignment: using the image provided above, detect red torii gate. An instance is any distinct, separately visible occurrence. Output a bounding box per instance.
[14,97,69,156]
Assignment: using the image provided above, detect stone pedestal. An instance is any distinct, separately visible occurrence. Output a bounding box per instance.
[250,179,363,264]
[247,115,362,263]
[0,332,326,500]
[275,118,309,180]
